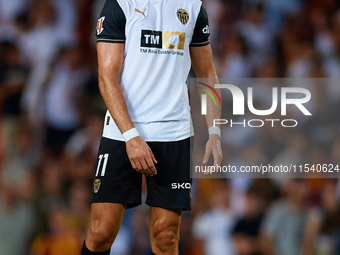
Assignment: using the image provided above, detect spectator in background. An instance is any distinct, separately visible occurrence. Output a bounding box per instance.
[44,47,89,156]
[67,181,91,237]
[201,0,223,48]
[51,0,77,46]
[260,179,308,255]
[63,110,104,180]
[0,181,35,255]
[19,0,77,132]
[0,41,28,153]
[237,4,274,69]
[18,0,60,131]
[263,0,302,33]
[1,121,40,192]
[303,85,338,151]
[193,179,235,255]
[231,190,264,255]
[217,34,252,78]
[30,157,65,235]
[302,180,340,255]
[129,205,151,255]
[271,132,308,179]
[31,204,81,255]
[0,0,28,40]
[0,41,37,253]
[330,138,340,166]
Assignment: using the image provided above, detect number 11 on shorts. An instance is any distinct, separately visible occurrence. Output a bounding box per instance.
[95,153,109,177]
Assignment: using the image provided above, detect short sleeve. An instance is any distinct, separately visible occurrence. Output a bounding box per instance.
[190,5,210,47]
[96,0,126,43]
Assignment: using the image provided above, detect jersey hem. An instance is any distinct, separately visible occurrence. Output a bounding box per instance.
[102,134,192,142]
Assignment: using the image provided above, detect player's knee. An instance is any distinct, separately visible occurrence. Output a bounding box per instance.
[152,223,179,253]
[86,225,115,251]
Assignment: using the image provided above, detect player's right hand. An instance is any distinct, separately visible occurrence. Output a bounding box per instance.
[126,136,158,176]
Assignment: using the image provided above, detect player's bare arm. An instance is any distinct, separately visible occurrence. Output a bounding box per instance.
[190,45,223,169]
[97,42,157,176]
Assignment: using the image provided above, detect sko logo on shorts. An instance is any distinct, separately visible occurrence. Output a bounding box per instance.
[171,183,191,189]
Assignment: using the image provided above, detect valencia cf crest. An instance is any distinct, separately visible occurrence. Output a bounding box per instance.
[93,179,101,193]
[177,9,189,25]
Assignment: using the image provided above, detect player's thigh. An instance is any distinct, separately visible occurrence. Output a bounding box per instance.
[87,203,126,242]
[149,206,182,240]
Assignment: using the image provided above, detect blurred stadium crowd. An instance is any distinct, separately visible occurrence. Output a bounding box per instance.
[1,0,340,254]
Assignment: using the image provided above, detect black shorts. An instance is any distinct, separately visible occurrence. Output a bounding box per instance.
[91,137,192,210]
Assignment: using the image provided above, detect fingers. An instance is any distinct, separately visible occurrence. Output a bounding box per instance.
[203,139,223,175]
[126,138,158,176]
[149,148,158,165]
[147,148,158,175]
[138,147,157,176]
[213,140,223,167]
[128,151,157,176]
[130,159,138,171]
[213,150,223,168]
[130,159,143,174]
[203,146,212,164]
[142,158,153,176]
[142,148,158,176]
[203,146,212,175]
[145,156,157,176]
[130,158,153,176]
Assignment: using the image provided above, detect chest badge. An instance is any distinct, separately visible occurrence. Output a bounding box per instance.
[177,9,189,25]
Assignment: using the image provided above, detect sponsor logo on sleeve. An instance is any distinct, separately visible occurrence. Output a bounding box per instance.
[97,17,105,35]
[202,25,210,34]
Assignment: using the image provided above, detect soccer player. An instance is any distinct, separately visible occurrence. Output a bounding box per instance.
[81,0,222,254]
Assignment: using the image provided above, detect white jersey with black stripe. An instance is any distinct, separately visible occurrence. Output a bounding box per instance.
[97,0,210,141]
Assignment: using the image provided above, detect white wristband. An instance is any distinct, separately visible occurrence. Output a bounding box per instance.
[208,126,221,137]
[123,128,140,142]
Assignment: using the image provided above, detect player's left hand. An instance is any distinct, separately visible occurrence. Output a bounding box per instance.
[203,134,223,175]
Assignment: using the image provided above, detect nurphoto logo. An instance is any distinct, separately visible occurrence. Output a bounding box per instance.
[200,83,312,128]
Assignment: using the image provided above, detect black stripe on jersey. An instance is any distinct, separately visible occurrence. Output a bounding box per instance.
[96,0,126,43]
[190,5,210,47]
